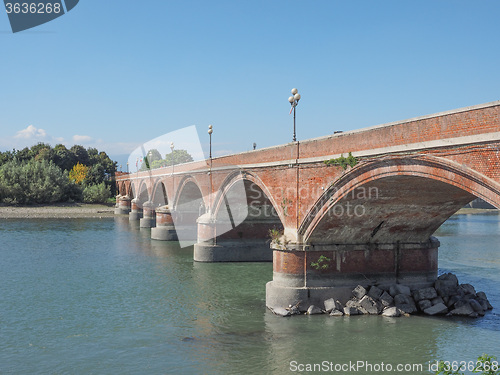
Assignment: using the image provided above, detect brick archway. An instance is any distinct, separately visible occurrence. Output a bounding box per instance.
[300,154,500,244]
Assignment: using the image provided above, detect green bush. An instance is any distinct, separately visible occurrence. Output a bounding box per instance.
[82,182,111,203]
[0,159,77,204]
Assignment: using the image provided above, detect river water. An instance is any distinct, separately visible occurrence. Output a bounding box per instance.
[0,213,499,374]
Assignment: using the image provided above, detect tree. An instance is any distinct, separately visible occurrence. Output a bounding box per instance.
[68,162,88,185]
[140,149,162,171]
[53,144,76,171]
[165,149,194,166]
[34,147,55,162]
[70,145,89,166]
[0,159,76,204]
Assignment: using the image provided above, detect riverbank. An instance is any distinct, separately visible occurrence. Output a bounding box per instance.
[455,208,499,215]
[0,205,497,219]
[0,203,115,219]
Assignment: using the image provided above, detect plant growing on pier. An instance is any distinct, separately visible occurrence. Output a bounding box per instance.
[310,255,331,270]
[281,197,292,217]
[268,228,284,245]
[324,152,358,170]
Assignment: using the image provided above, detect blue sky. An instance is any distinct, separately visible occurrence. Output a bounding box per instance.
[1,0,499,164]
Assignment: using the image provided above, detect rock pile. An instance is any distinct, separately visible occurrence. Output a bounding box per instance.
[273,273,493,318]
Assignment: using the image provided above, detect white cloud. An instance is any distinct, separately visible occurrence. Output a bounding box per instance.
[72,135,93,143]
[14,125,47,139]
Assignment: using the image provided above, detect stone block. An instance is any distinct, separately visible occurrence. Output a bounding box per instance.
[307,305,323,315]
[395,294,417,314]
[418,299,433,311]
[329,309,344,316]
[343,307,360,316]
[459,284,476,296]
[469,299,485,316]
[389,284,411,297]
[271,307,291,317]
[435,281,458,298]
[394,294,412,306]
[423,303,448,316]
[431,296,444,306]
[359,295,382,315]
[368,286,384,300]
[382,307,400,317]
[379,291,394,307]
[438,273,458,286]
[413,287,438,302]
[324,298,343,313]
[450,303,475,316]
[352,285,367,299]
[324,298,336,313]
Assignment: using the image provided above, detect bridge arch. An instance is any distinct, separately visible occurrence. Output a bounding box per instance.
[212,171,284,228]
[300,154,500,244]
[151,179,168,207]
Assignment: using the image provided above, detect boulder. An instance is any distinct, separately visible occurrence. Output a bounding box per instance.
[359,295,382,315]
[324,298,343,313]
[423,303,448,316]
[368,286,384,300]
[352,285,367,299]
[418,299,433,311]
[435,274,459,298]
[413,287,438,302]
[343,306,360,316]
[450,303,475,317]
[395,294,417,314]
[271,307,291,317]
[446,295,462,308]
[469,299,485,316]
[306,305,323,315]
[438,273,459,285]
[379,291,395,307]
[329,309,344,316]
[431,296,445,306]
[459,283,476,296]
[389,284,411,297]
[382,306,400,317]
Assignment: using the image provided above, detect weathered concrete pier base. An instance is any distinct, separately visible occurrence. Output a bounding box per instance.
[114,195,131,215]
[266,237,439,311]
[151,206,178,241]
[139,201,156,228]
[128,199,143,221]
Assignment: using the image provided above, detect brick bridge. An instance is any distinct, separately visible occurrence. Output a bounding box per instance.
[115,101,500,310]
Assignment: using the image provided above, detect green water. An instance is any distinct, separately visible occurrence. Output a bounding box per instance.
[0,214,499,374]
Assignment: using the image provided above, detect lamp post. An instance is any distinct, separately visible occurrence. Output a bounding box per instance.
[208,125,213,159]
[170,142,174,207]
[126,162,129,173]
[208,125,213,213]
[288,88,301,142]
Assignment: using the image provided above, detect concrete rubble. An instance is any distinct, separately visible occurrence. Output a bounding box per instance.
[270,272,493,319]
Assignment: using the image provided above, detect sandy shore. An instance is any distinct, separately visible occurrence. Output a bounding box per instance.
[0,203,116,219]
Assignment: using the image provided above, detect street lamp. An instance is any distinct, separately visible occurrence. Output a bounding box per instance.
[208,125,213,212]
[126,162,129,173]
[170,142,174,208]
[288,88,301,142]
[208,125,213,159]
